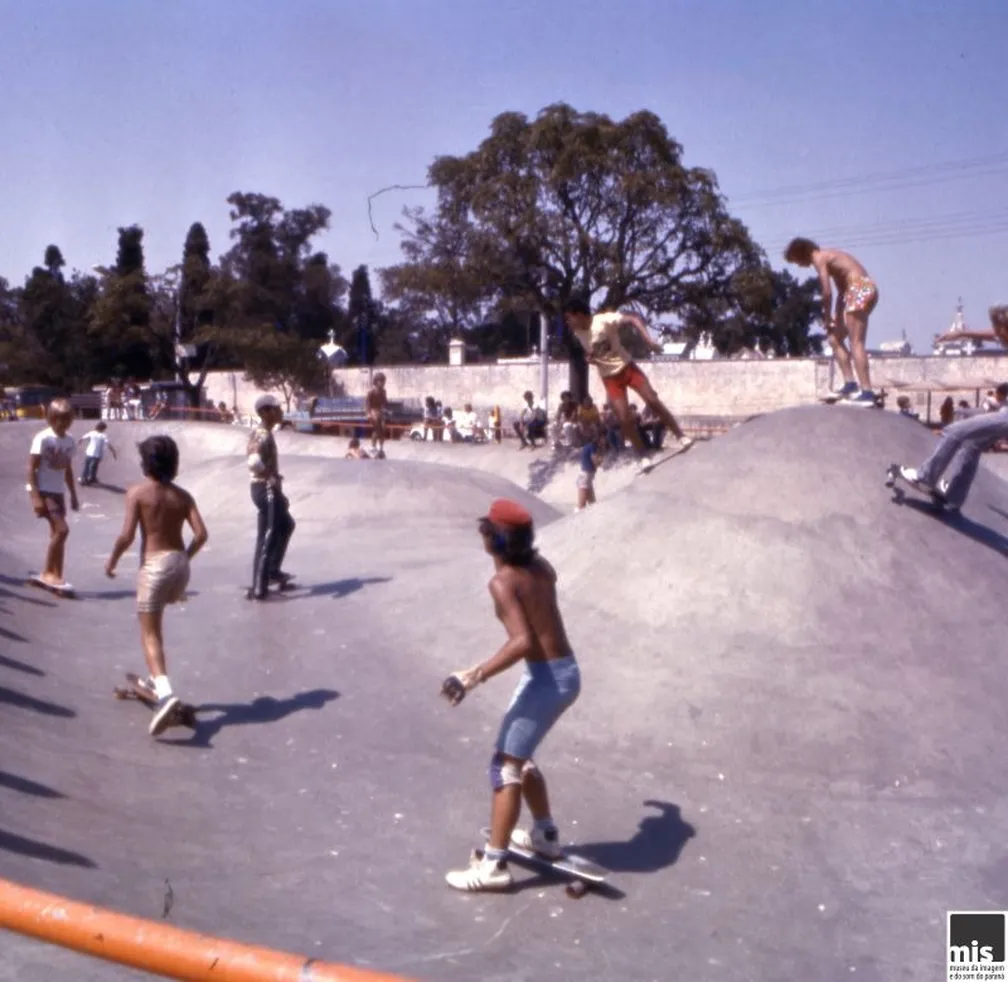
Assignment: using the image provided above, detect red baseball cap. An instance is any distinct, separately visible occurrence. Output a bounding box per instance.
[484,498,533,529]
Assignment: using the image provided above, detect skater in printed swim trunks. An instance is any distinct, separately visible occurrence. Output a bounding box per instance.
[105,436,208,736]
[784,238,880,406]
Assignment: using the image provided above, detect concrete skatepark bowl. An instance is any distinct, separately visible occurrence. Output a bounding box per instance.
[2,405,1008,981]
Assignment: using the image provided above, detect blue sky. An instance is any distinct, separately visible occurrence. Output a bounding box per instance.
[2,0,1005,351]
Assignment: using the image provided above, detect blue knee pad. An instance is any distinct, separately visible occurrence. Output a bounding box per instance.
[489,752,523,790]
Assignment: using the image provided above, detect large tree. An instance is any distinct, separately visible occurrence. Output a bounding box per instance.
[380,103,766,396]
[16,246,98,389]
[89,225,156,380]
[221,192,340,400]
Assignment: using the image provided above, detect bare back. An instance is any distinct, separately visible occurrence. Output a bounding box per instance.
[492,555,573,663]
[132,480,197,558]
[817,248,871,291]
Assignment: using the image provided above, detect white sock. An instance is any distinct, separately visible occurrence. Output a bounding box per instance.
[152,675,173,700]
[534,816,557,833]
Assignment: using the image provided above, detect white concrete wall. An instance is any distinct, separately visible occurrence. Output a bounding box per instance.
[202,352,1008,424]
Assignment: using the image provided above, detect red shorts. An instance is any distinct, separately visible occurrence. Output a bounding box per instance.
[602,363,649,402]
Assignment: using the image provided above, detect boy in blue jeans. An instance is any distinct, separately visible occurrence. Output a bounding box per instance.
[443,499,581,891]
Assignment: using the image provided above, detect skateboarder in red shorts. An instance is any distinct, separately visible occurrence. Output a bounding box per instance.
[563,298,692,472]
[443,499,581,891]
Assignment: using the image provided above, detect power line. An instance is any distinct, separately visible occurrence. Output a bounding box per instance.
[765,220,1008,253]
[730,152,1008,206]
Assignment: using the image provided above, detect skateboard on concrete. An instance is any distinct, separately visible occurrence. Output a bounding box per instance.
[113,673,197,730]
[884,463,952,513]
[477,827,608,898]
[821,389,886,408]
[638,439,696,475]
[243,572,299,600]
[26,574,76,599]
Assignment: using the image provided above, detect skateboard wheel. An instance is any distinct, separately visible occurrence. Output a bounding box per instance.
[565,881,587,898]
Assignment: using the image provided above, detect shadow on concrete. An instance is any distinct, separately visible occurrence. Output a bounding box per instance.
[0,686,76,718]
[0,623,28,643]
[90,482,127,495]
[0,770,66,798]
[304,576,392,600]
[83,588,202,602]
[0,575,58,608]
[0,653,43,676]
[892,493,1008,557]
[0,828,96,868]
[573,800,697,874]
[527,446,577,495]
[162,688,341,749]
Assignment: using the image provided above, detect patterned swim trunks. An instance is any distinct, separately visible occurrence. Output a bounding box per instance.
[842,277,879,315]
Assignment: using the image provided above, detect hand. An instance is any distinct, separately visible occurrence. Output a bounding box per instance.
[30,493,45,518]
[650,341,663,355]
[70,496,80,512]
[440,666,482,706]
[104,558,116,579]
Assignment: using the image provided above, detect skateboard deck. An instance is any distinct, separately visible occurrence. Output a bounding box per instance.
[638,440,695,475]
[821,392,885,408]
[478,827,608,898]
[113,673,197,730]
[243,573,299,599]
[884,463,950,512]
[26,574,76,598]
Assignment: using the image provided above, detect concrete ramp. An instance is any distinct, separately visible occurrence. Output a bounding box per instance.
[2,407,1008,982]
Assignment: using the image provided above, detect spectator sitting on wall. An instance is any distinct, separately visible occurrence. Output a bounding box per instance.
[640,404,666,450]
[896,396,919,420]
[601,402,623,453]
[216,401,234,424]
[457,403,483,443]
[982,389,1000,412]
[489,404,502,444]
[345,437,370,459]
[552,391,580,450]
[513,390,546,450]
[442,406,461,442]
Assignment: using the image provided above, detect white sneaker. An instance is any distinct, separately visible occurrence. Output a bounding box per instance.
[512,826,565,860]
[445,852,513,892]
[637,456,653,474]
[149,694,181,737]
[679,436,694,450]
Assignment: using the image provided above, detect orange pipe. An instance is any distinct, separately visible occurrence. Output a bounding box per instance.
[0,878,413,982]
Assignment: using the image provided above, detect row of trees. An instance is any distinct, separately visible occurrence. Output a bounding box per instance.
[0,104,824,405]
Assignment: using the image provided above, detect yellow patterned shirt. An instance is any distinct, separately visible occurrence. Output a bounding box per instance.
[570,312,636,378]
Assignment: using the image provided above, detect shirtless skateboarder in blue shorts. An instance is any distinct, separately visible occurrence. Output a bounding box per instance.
[442,498,581,891]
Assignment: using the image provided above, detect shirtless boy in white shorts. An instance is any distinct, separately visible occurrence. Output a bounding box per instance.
[105,436,208,736]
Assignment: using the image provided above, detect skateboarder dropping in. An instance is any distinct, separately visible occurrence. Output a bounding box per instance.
[893,382,1008,513]
[27,398,79,592]
[443,499,581,892]
[105,436,208,736]
[562,298,692,472]
[784,238,879,406]
[247,394,296,600]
